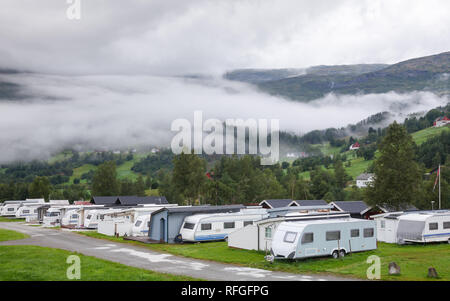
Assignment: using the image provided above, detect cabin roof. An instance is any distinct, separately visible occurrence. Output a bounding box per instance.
[91,196,169,205]
[295,200,328,206]
[152,205,244,215]
[259,199,294,208]
[330,201,370,214]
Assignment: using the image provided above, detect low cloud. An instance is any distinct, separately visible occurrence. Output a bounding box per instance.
[0,73,447,163]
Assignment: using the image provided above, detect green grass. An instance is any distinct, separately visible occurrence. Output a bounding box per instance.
[0,245,201,281]
[0,229,29,241]
[76,232,450,281]
[411,125,450,145]
[0,217,25,222]
[69,163,97,184]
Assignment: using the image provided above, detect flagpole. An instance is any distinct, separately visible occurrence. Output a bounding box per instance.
[439,164,441,210]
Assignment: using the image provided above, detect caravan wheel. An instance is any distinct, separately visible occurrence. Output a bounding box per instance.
[332,251,339,259]
[448,238,450,244]
[339,250,346,258]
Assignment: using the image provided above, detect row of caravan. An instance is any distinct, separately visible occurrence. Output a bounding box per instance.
[0,199,46,217]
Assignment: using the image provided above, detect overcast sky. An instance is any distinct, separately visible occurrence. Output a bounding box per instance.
[0,0,449,75]
[0,1,448,163]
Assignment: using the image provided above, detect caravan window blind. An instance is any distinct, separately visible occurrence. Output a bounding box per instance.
[326,231,341,241]
[301,233,313,244]
[429,223,438,230]
[364,228,374,237]
[201,223,212,231]
[444,222,450,229]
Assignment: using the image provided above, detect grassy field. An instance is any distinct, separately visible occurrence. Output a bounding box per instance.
[77,232,450,281]
[0,245,201,281]
[0,229,29,242]
[411,125,450,145]
[0,217,25,222]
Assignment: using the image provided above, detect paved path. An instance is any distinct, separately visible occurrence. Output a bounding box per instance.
[0,222,355,281]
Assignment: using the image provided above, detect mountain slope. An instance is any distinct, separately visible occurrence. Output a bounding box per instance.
[229,52,450,102]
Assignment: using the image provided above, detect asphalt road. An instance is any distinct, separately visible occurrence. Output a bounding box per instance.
[0,222,355,281]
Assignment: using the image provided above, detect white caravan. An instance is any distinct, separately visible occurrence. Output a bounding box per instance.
[84,209,124,229]
[179,208,269,242]
[1,199,45,217]
[16,200,70,220]
[269,218,377,260]
[60,205,105,228]
[396,211,450,244]
[96,205,179,236]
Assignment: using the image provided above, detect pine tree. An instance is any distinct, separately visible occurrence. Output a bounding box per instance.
[92,161,119,196]
[365,122,422,210]
[172,152,207,205]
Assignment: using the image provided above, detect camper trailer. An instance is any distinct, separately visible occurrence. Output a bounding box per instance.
[84,208,124,229]
[179,208,268,242]
[60,205,105,228]
[1,199,45,217]
[269,218,377,260]
[396,211,450,244]
[98,205,179,236]
[16,200,69,220]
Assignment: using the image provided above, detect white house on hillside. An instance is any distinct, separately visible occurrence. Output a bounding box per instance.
[433,116,450,127]
[356,173,374,188]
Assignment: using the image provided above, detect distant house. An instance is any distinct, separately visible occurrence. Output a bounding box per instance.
[329,201,378,219]
[349,142,360,150]
[356,173,375,188]
[433,116,450,127]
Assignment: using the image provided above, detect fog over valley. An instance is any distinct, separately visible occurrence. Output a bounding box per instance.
[0,72,447,163]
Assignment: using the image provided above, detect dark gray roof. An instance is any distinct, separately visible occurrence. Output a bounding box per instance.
[92,196,169,205]
[380,203,418,212]
[260,199,293,208]
[154,205,244,215]
[332,201,370,214]
[295,200,328,206]
[117,196,168,205]
[92,196,118,205]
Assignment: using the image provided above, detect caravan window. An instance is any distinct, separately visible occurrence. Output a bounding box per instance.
[23,210,30,214]
[224,222,235,229]
[135,220,142,227]
[183,222,195,230]
[201,223,212,231]
[444,222,450,229]
[364,228,374,237]
[429,223,438,231]
[7,208,14,211]
[351,229,360,237]
[265,227,272,238]
[86,214,92,220]
[326,231,341,241]
[71,214,78,219]
[283,232,297,243]
[301,233,314,244]
[243,221,253,227]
